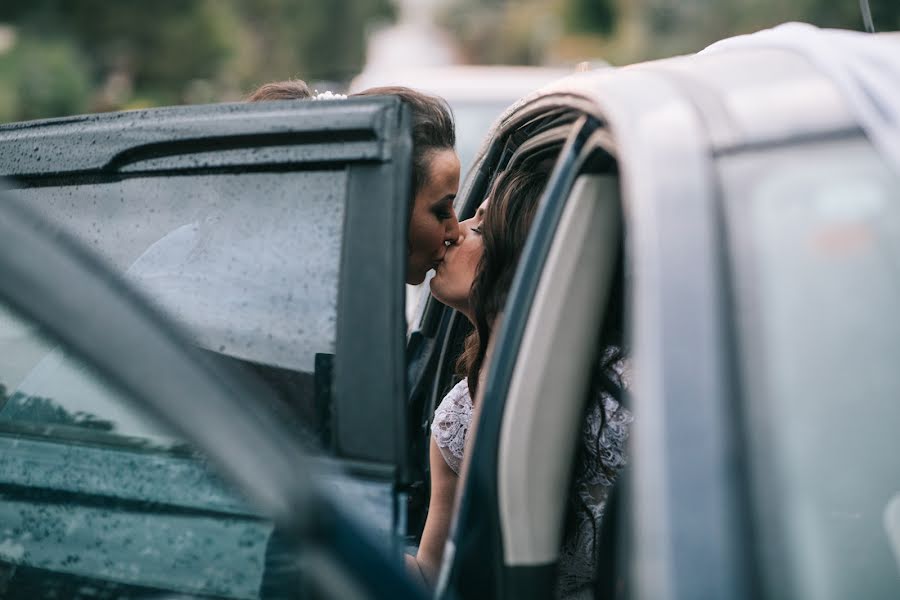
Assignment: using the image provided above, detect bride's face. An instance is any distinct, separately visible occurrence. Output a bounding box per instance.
[429,198,488,321]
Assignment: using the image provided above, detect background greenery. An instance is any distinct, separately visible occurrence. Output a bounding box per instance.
[0,0,897,123]
[0,0,395,121]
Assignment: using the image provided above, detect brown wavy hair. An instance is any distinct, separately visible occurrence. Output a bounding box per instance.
[247,82,455,200]
[351,86,456,197]
[246,79,312,101]
[457,167,550,397]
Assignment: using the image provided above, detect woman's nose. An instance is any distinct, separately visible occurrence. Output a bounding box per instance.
[445,211,461,244]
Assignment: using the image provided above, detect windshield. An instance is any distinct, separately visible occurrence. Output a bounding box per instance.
[722,136,900,599]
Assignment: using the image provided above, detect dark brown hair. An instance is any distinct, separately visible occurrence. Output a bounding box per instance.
[246,79,312,102]
[458,167,550,397]
[351,86,455,196]
[247,83,454,199]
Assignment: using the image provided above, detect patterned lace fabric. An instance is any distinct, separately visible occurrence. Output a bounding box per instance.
[555,392,632,598]
[429,367,632,599]
[430,378,472,475]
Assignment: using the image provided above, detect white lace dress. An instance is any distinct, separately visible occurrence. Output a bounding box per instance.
[430,377,632,599]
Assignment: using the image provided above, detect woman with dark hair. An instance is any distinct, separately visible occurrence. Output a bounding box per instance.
[245,79,313,101]
[247,80,461,284]
[418,167,632,598]
[351,86,460,284]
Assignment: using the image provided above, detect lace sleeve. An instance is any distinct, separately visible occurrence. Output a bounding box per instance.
[430,378,472,475]
[556,385,633,599]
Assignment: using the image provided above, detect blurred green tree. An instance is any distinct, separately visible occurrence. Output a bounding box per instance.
[566,0,616,35]
[1,0,898,121]
[0,1,239,108]
[0,0,394,121]
[0,36,91,122]
[803,0,900,31]
[576,0,900,63]
[440,0,570,65]
[233,0,394,85]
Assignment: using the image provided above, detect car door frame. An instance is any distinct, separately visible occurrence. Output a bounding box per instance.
[436,65,756,600]
[0,97,414,483]
[607,64,755,600]
[0,189,427,599]
[439,112,615,600]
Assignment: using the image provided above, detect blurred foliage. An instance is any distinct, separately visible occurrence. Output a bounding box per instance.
[440,0,565,65]
[566,0,617,34]
[633,0,900,61]
[0,0,898,122]
[0,0,394,122]
[0,36,91,121]
[441,0,900,66]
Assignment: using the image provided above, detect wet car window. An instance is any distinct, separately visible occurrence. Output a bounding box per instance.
[0,300,174,444]
[0,301,276,599]
[723,137,900,599]
[11,171,346,441]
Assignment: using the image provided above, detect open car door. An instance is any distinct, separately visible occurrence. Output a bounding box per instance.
[0,97,416,541]
[0,189,423,599]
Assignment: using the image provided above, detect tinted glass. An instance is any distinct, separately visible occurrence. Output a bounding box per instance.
[0,301,275,599]
[10,171,345,439]
[451,100,510,177]
[722,137,900,599]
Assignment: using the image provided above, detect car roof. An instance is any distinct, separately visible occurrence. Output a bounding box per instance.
[505,30,900,155]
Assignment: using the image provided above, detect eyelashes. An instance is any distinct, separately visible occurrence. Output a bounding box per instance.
[432,203,454,221]
[432,195,457,221]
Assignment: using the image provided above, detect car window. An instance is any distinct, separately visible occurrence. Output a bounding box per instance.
[0,300,180,445]
[0,300,278,599]
[13,172,343,372]
[452,100,511,176]
[10,171,345,442]
[722,137,900,599]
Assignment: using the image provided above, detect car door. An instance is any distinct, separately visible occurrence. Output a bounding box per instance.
[677,42,900,600]
[402,96,594,544]
[0,97,418,544]
[717,132,900,600]
[427,57,739,599]
[435,35,900,600]
[0,190,425,599]
[612,41,900,600]
[430,102,626,599]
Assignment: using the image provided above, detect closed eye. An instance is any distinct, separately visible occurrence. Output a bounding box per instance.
[432,195,456,220]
